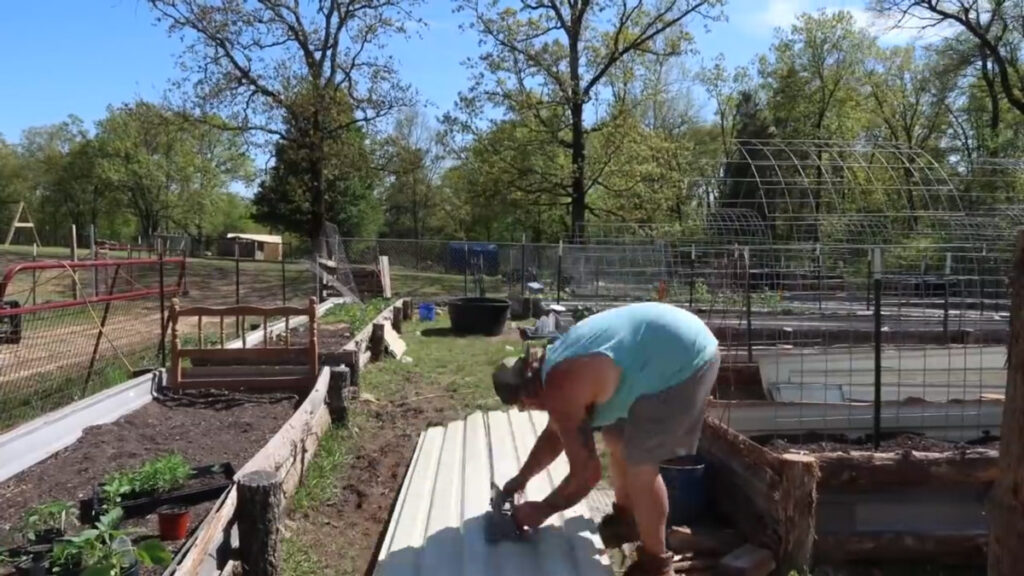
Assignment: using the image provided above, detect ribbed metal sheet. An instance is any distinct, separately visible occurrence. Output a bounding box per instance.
[374,409,613,576]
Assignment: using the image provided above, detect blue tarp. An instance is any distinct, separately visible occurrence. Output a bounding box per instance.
[447,242,500,275]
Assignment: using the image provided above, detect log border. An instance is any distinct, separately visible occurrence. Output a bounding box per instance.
[171,366,333,575]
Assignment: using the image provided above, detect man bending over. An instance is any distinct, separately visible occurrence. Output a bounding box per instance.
[491,301,719,576]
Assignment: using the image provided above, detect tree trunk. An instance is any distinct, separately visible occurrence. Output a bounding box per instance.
[987,230,1024,575]
[570,100,587,244]
[308,144,326,256]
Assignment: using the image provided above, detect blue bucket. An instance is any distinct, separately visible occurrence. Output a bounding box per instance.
[660,454,707,526]
[418,302,436,322]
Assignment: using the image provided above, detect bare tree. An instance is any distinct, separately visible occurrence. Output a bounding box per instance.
[147,0,422,244]
[873,0,1024,116]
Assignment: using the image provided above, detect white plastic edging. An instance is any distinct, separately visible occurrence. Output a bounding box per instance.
[0,370,158,483]
[0,297,352,484]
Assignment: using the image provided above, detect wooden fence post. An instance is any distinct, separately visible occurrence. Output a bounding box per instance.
[391,304,403,334]
[988,229,1024,575]
[776,453,819,573]
[402,299,413,321]
[327,366,349,423]
[237,469,283,576]
[369,321,385,361]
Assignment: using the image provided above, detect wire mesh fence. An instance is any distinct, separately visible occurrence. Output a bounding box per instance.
[0,238,324,432]
[0,257,185,430]
[346,234,1011,444]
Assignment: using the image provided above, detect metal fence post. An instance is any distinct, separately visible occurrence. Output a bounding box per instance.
[31,243,37,306]
[689,245,695,309]
[745,247,753,363]
[158,247,166,368]
[866,248,873,311]
[873,275,883,450]
[556,240,563,304]
[464,242,469,296]
[89,224,97,297]
[281,243,288,305]
[520,234,526,295]
[943,252,951,341]
[235,239,241,336]
[816,243,823,314]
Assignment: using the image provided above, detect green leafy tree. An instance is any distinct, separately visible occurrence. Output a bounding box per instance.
[450,0,724,240]
[380,108,444,240]
[94,101,254,242]
[252,96,382,240]
[147,0,420,248]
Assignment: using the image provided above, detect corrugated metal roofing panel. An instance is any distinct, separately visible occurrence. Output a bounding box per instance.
[374,409,613,576]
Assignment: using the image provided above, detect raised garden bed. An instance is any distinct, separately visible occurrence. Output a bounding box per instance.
[0,396,295,575]
[699,416,1000,572]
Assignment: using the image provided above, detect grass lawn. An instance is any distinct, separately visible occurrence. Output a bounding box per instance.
[282,314,519,576]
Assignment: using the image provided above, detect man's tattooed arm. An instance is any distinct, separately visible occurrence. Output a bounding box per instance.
[542,404,601,514]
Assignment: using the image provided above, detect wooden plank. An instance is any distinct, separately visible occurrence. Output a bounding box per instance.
[172,376,312,391]
[176,369,332,576]
[384,323,406,359]
[989,229,1024,576]
[182,365,312,379]
[180,347,310,365]
[177,304,308,318]
[815,531,988,564]
[813,449,1000,492]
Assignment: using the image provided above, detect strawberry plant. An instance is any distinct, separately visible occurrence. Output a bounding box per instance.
[17,500,77,543]
[51,507,171,576]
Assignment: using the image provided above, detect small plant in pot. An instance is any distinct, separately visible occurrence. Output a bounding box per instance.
[50,508,170,576]
[18,501,77,545]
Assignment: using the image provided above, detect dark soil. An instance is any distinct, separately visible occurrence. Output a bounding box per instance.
[290,388,460,575]
[288,322,352,353]
[285,319,521,575]
[762,432,1000,455]
[0,394,296,568]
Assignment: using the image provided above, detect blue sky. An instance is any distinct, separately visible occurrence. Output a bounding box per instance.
[0,0,944,143]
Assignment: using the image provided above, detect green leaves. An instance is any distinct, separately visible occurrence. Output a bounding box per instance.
[100,453,192,508]
[135,538,173,566]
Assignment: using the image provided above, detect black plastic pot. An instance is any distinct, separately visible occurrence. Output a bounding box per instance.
[448,297,511,337]
[79,462,235,525]
[29,529,62,546]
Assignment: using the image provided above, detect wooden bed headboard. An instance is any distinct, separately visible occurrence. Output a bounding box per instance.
[168,296,319,392]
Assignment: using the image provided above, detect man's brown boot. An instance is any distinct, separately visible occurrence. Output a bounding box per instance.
[623,546,674,576]
[597,503,640,549]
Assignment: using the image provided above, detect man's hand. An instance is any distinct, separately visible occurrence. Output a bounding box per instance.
[502,474,527,498]
[512,501,554,532]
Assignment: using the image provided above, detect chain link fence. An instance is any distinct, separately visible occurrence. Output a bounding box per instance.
[344,235,1011,443]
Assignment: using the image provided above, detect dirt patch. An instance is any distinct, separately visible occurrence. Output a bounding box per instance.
[286,322,352,353]
[290,387,460,574]
[0,394,297,558]
[761,433,1000,454]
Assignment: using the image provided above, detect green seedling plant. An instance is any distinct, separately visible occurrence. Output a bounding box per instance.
[133,454,191,494]
[100,454,192,509]
[17,500,77,543]
[51,507,171,576]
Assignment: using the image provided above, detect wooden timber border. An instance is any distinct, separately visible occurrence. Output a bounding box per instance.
[700,415,1000,572]
[168,298,405,575]
[171,366,333,575]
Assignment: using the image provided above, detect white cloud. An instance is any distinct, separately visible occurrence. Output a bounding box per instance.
[742,0,957,45]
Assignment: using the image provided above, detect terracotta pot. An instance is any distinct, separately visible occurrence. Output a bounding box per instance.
[156,505,190,541]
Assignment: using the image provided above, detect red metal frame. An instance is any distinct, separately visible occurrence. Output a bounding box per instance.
[0,258,186,316]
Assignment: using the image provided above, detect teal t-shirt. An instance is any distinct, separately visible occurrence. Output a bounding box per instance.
[540,302,718,428]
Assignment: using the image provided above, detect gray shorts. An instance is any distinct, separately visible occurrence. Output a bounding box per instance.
[604,351,720,465]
